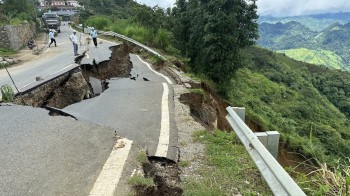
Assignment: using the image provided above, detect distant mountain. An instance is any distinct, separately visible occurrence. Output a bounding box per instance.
[259,12,350,32]
[258,21,350,69]
[259,21,317,50]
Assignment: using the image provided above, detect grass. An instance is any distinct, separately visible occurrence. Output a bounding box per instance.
[278,48,345,70]
[136,150,149,164]
[0,48,16,56]
[179,140,187,146]
[128,174,155,187]
[179,160,191,168]
[189,88,205,96]
[183,130,271,195]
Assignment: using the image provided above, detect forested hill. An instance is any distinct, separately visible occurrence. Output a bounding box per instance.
[258,21,350,70]
[77,0,138,18]
[259,12,350,32]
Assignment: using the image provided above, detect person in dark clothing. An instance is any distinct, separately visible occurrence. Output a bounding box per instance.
[28,38,36,50]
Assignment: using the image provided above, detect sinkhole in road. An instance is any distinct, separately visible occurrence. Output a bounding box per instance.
[13,43,132,110]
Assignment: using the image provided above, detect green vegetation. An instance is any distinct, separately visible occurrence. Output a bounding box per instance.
[229,46,350,165]
[183,130,271,195]
[294,159,350,195]
[85,16,112,30]
[136,150,149,164]
[128,174,155,187]
[258,21,350,70]
[1,0,38,26]
[1,85,15,102]
[0,48,16,56]
[179,160,191,167]
[278,48,345,70]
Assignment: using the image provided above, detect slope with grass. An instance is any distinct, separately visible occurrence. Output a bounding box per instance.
[278,48,345,70]
[228,46,350,165]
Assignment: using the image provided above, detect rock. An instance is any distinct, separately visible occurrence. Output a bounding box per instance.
[0,61,9,66]
[0,57,3,61]
[6,59,14,64]
[46,71,90,109]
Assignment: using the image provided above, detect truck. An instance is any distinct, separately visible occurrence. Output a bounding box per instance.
[42,13,61,33]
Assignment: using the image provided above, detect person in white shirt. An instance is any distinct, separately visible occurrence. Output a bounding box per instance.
[48,29,56,47]
[90,27,98,47]
[69,30,78,56]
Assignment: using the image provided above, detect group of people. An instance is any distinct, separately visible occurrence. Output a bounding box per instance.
[31,27,98,56]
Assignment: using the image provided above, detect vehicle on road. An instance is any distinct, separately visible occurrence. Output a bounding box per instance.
[42,13,61,33]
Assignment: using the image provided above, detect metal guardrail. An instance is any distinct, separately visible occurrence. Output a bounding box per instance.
[97,30,166,61]
[226,106,306,196]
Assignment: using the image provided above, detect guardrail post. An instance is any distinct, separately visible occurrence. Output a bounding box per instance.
[232,107,245,122]
[255,131,280,159]
[255,132,268,147]
[267,131,280,159]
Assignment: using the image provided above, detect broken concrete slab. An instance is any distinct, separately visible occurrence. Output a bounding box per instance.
[89,77,103,95]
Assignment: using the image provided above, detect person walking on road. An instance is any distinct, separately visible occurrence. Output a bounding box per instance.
[69,30,79,56]
[48,29,57,47]
[90,27,98,47]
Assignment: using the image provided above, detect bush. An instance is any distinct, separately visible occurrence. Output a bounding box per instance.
[86,16,112,30]
[1,85,15,102]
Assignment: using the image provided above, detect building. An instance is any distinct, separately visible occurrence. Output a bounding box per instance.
[66,1,80,7]
[40,0,81,7]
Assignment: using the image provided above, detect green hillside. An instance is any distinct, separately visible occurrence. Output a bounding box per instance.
[278,48,345,70]
[258,21,350,70]
[229,46,350,165]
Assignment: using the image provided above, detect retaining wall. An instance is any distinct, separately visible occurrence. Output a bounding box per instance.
[0,23,36,51]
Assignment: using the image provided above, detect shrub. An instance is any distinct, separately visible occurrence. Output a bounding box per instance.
[86,16,112,30]
[1,85,15,102]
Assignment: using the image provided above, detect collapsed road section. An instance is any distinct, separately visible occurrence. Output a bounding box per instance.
[13,43,132,109]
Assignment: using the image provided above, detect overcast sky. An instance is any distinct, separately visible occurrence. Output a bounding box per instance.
[136,0,350,17]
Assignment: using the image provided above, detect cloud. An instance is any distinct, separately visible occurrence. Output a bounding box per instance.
[136,0,175,8]
[257,0,350,17]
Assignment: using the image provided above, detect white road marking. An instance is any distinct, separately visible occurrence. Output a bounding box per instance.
[136,55,173,84]
[155,83,170,157]
[86,53,90,59]
[89,138,133,196]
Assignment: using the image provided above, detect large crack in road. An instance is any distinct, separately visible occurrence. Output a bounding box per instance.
[13,44,132,109]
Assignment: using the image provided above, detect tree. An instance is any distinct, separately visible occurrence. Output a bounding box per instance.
[171,0,190,55]
[180,0,259,85]
[3,0,37,20]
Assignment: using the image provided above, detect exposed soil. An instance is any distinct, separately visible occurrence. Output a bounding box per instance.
[179,82,232,131]
[133,157,183,196]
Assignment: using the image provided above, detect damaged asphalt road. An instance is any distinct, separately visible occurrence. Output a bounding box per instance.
[1,31,178,194]
[63,54,178,160]
[0,105,116,195]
